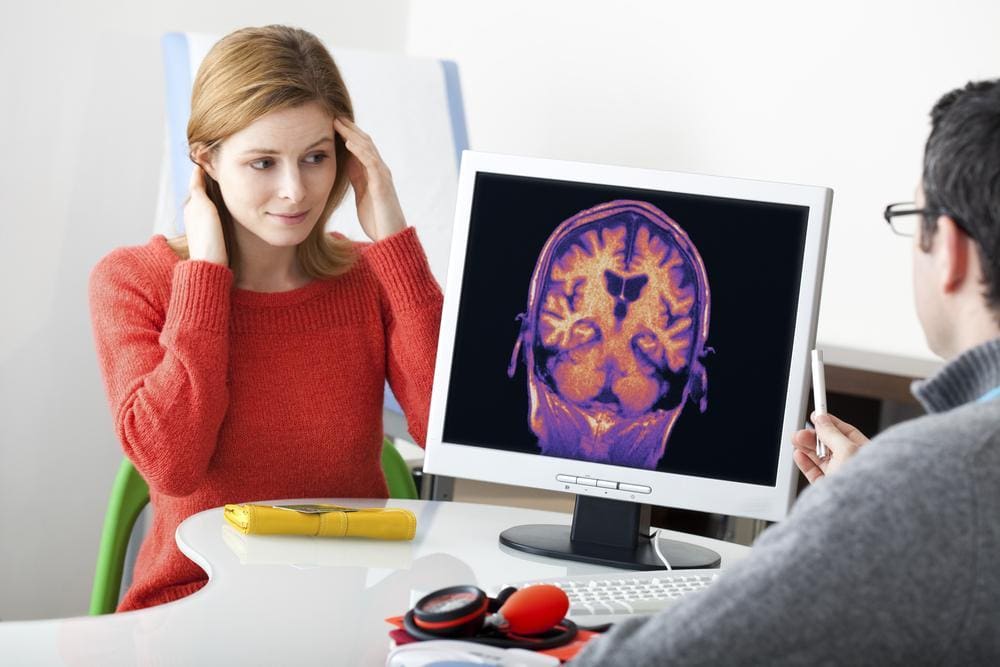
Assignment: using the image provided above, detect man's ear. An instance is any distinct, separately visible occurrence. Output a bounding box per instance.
[935,215,970,294]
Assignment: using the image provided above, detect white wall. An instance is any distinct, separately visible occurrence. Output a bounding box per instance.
[3,0,999,621]
[406,0,1000,369]
[0,0,410,622]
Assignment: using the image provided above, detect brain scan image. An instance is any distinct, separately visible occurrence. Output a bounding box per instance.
[507,200,713,469]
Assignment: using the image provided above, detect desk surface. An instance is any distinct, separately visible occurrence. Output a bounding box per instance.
[0,499,750,666]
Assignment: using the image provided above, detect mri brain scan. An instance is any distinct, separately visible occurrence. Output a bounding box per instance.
[508,200,712,469]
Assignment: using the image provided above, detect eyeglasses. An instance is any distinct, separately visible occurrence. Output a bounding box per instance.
[883,202,971,239]
[883,202,938,237]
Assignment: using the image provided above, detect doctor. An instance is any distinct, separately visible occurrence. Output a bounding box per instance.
[572,79,1000,664]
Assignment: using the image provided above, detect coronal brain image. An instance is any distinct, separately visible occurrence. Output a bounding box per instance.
[508,200,712,469]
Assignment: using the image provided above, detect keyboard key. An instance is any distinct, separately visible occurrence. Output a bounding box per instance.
[628,598,673,613]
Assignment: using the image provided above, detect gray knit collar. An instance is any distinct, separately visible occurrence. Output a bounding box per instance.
[911,336,1000,413]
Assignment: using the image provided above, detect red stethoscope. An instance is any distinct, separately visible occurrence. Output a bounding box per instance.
[403,584,586,650]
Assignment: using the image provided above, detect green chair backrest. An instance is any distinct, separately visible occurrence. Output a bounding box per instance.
[381,437,420,501]
[89,437,418,615]
[88,458,150,616]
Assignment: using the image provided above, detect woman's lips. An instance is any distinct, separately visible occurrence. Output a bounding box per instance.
[268,210,309,225]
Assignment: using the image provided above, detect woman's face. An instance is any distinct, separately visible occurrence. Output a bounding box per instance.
[205,101,337,248]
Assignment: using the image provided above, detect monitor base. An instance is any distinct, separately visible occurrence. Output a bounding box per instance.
[499,523,721,570]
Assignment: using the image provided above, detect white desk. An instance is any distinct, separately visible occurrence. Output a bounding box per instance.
[0,499,749,666]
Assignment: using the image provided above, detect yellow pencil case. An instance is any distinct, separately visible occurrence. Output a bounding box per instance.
[223,503,416,541]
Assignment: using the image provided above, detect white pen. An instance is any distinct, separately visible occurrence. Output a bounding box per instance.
[811,349,828,459]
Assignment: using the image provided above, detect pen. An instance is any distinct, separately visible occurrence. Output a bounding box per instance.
[811,349,828,459]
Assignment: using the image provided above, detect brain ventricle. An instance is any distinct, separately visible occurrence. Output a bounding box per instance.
[539,222,695,417]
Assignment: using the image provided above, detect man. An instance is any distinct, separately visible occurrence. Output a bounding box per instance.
[571,79,1000,665]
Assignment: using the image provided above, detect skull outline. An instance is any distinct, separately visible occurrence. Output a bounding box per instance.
[508,200,712,469]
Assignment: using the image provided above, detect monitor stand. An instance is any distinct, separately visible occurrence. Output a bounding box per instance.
[499,495,721,570]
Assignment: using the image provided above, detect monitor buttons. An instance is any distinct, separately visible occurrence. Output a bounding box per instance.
[557,476,640,493]
[618,483,652,494]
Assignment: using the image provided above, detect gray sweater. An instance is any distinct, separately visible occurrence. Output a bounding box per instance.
[571,338,1000,666]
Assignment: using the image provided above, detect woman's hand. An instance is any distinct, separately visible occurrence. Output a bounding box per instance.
[184,164,228,266]
[791,413,870,484]
[334,117,407,242]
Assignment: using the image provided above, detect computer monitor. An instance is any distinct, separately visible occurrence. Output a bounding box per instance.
[424,151,832,570]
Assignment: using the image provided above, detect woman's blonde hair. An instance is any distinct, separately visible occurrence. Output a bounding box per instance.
[168,25,357,278]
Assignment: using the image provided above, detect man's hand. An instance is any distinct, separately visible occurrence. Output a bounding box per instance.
[791,413,869,484]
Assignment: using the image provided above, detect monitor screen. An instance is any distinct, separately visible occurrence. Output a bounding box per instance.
[426,152,831,523]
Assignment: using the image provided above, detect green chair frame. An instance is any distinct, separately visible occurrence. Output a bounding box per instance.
[89,437,418,615]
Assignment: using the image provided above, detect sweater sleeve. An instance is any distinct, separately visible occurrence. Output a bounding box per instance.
[89,248,233,496]
[569,428,978,666]
[362,227,443,447]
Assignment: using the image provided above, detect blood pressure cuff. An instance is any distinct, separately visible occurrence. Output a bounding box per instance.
[223,503,416,540]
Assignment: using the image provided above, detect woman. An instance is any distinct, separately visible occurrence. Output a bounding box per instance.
[88,25,442,611]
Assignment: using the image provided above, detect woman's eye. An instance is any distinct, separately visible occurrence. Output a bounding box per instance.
[304,153,328,165]
[249,158,273,170]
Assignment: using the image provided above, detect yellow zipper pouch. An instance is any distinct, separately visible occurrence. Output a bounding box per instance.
[223,503,417,541]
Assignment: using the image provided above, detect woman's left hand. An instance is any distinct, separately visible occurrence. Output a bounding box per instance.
[334,117,407,242]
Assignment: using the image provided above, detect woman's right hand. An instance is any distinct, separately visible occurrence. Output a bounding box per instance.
[184,164,228,266]
[791,413,870,484]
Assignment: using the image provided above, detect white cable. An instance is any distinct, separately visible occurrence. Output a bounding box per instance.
[653,529,672,571]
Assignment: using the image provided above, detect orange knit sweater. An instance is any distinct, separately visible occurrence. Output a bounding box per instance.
[88,227,442,611]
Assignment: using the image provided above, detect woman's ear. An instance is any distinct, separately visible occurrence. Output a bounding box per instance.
[189,145,218,181]
[202,159,219,181]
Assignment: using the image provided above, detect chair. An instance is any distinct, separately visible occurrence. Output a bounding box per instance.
[89,437,418,615]
[381,437,420,501]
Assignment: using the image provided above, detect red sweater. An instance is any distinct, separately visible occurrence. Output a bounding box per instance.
[88,227,442,611]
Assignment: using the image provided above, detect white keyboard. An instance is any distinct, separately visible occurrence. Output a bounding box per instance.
[496,569,720,626]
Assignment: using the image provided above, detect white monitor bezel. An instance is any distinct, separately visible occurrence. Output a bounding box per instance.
[424,151,832,522]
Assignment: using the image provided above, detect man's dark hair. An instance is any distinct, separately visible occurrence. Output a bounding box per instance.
[922,79,1000,316]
